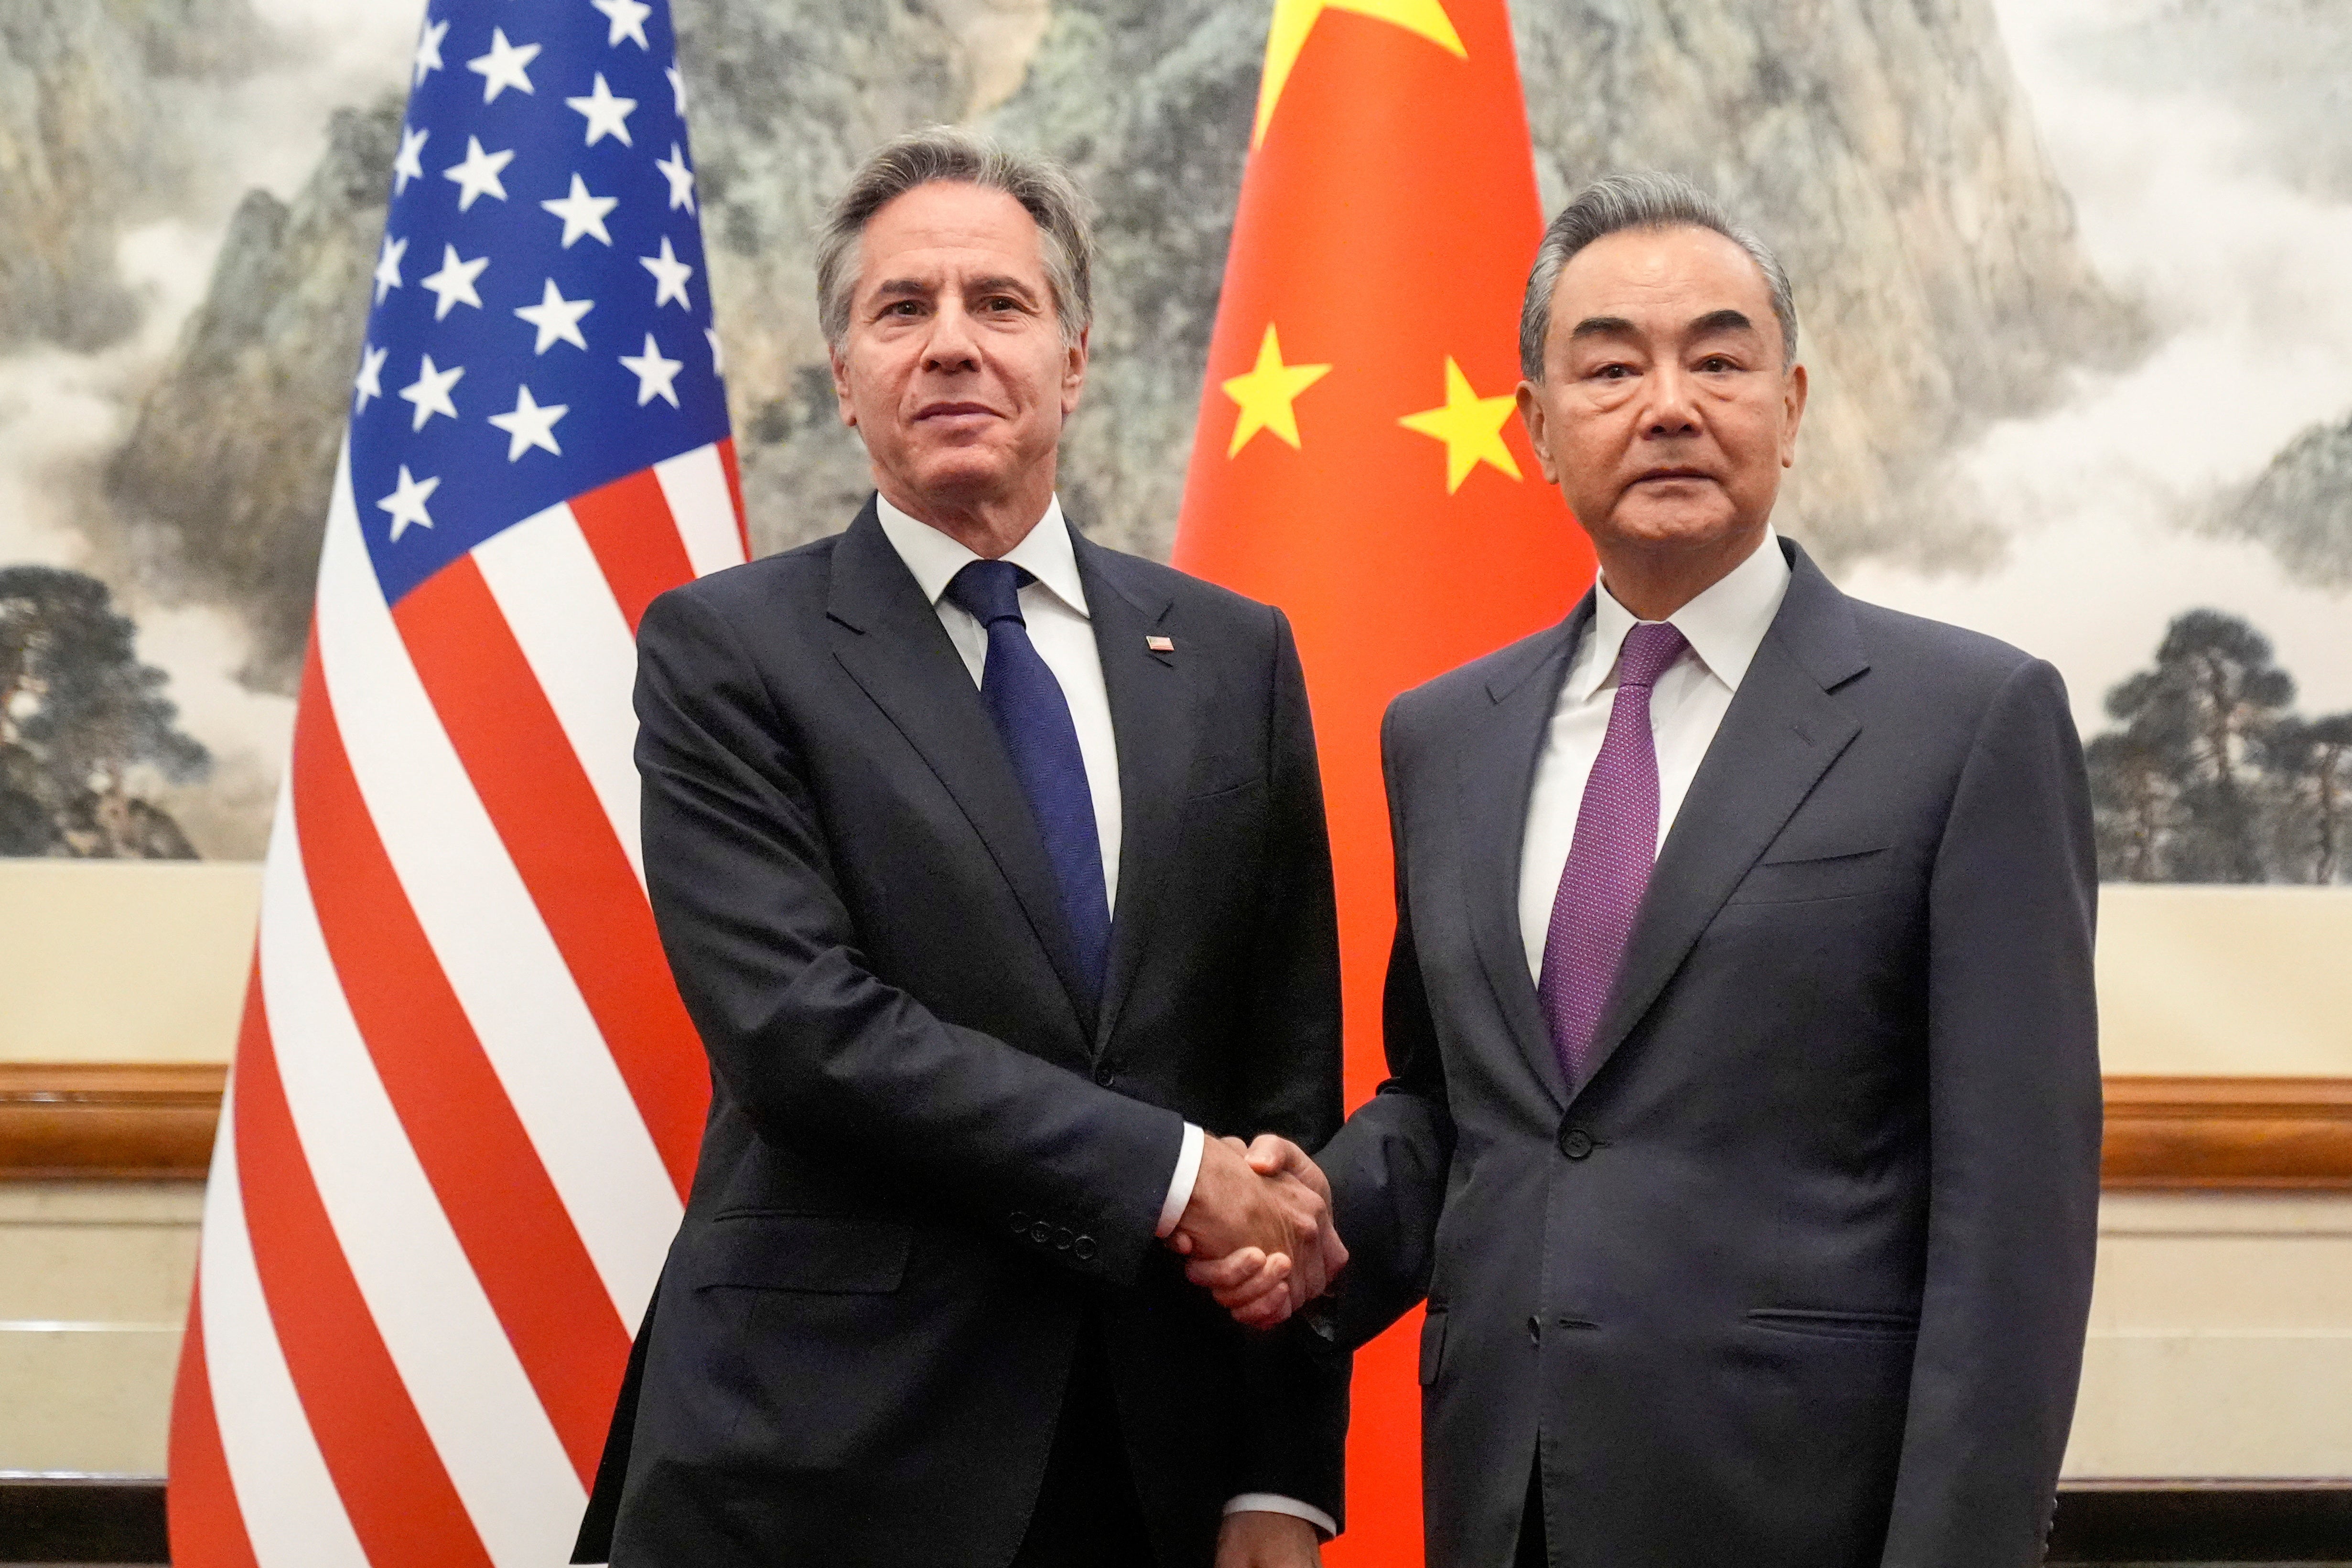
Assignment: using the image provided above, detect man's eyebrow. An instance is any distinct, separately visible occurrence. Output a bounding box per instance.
[1569,314,1637,341]
[869,277,931,301]
[965,274,1041,300]
[1688,308,1759,337]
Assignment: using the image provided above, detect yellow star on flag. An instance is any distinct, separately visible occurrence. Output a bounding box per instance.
[1254,0,1467,147]
[1398,356,1522,492]
[1223,323,1333,457]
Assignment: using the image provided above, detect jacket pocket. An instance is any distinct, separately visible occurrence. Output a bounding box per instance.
[1726,845,1895,905]
[1187,773,1266,805]
[1745,1306,1919,1341]
[700,1211,913,1295]
[1418,1307,1449,1386]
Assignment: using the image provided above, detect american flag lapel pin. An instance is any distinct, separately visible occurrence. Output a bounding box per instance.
[1146,635,1175,654]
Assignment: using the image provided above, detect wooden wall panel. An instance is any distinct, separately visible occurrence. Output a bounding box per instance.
[2102,1077,2352,1190]
[5,1067,2352,1187]
[0,1063,225,1180]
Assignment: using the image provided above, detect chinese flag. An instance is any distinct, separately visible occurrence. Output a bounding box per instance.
[1171,1,1591,1560]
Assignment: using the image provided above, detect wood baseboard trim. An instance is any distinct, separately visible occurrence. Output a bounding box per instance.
[3,1067,2352,1190]
[2103,1077,2352,1191]
[0,1474,166,1563]
[0,1064,225,1180]
[2049,1479,2352,1559]
[0,1476,2346,1563]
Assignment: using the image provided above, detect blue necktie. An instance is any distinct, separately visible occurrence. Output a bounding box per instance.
[944,559,1111,1007]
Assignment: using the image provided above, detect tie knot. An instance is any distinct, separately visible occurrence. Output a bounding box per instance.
[944,558,1032,627]
[1616,621,1688,688]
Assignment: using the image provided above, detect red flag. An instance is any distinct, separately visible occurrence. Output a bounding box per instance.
[1172,2,1592,1559]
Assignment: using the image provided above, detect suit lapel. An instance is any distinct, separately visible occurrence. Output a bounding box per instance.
[823,502,1096,1038]
[1571,543,1870,1101]
[1079,537,1191,1055]
[1457,605,1588,1111]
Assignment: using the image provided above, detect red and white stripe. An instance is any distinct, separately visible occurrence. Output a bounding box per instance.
[169,438,747,1566]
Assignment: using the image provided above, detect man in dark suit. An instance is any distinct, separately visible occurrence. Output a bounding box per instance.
[1208,172,2103,1566]
[574,129,1350,1568]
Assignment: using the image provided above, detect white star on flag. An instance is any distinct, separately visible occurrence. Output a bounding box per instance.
[640,236,693,309]
[515,279,594,353]
[542,174,618,247]
[392,127,428,195]
[666,64,685,115]
[467,28,541,103]
[619,332,684,407]
[705,326,723,375]
[354,344,388,412]
[421,245,490,320]
[654,143,696,211]
[376,464,441,541]
[592,0,653,50]
[566,73,638,147]
[399,354,464,431]
[489,385,568,460]
[442,136,515,211]
[373,234,407,303]
[412,18,447,86]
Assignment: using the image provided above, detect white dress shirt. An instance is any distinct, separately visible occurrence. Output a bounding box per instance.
[1517,528,1791,982]
[876,496,1326,1533]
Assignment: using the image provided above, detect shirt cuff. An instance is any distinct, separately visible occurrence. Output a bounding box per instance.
[1155,1121,1205,1238]
[1223,1494,1338,1538]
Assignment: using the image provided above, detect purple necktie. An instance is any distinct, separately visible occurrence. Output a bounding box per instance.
[1538,620,1689,1088]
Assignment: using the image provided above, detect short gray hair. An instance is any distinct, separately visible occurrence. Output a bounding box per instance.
[1519,172,1798,379]
[815,127,1094,353]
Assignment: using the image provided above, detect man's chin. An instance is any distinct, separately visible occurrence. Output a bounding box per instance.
[1599,501,1752,554]
[887,461,1027,519]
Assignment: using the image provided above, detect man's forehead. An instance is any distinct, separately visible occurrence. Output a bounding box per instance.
[1553,225,1773,325]
[858,182,1044,280]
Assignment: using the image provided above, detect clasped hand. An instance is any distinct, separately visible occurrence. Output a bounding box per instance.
[1168,1134,1345,1328]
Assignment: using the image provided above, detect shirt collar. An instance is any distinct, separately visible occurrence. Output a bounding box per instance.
[1569,525,1791,702]
[873,491,1091,621]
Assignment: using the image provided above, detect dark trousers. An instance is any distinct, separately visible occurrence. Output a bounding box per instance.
[1009,1323,1154,1568]
[1514,1461,1547,1568]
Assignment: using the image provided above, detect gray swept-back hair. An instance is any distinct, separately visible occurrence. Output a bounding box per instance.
[1518,172,1798,379]
[815,126,1094,353]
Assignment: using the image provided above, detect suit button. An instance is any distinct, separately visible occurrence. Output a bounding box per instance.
[1526,1315,1542,1344]
[1030,1222,1052,1246]
[1074,1235,1097,1261]
[1093,1063,1115,1086]
[1558,1128,1595,1160]
[1009,1211,1031,1235]
[1054,1226,1074,1251]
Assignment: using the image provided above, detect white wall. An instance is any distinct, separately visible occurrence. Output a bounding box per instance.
[1,867,2348,1477]
[0,861,259,1064]
[0,1183,199,1474]
[2071,1194,2352,1478]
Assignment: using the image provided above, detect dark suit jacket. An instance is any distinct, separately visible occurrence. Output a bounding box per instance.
[576,501,1350,1568]
[1320,538,2101,1568]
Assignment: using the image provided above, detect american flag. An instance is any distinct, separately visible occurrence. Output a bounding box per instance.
[167,1,739,1561]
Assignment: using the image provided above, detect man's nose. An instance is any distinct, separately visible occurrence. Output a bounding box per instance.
[921,301,982,372]
[1641,363,1701,438]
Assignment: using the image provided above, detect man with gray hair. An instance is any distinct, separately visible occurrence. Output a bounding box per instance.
[573,127,1351,1568]
[1213,172,2103,1565]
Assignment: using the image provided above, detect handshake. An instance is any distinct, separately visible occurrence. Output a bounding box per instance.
[1167,1134,1346,1329]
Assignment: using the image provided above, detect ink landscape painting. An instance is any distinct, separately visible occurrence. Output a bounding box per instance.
[2,0,2348,884]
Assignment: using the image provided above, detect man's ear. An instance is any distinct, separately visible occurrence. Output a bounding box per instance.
[829,344,856,429]
[1779,362,1808,468]
[1517,381,1560,485]
[1060,325,1090,418]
